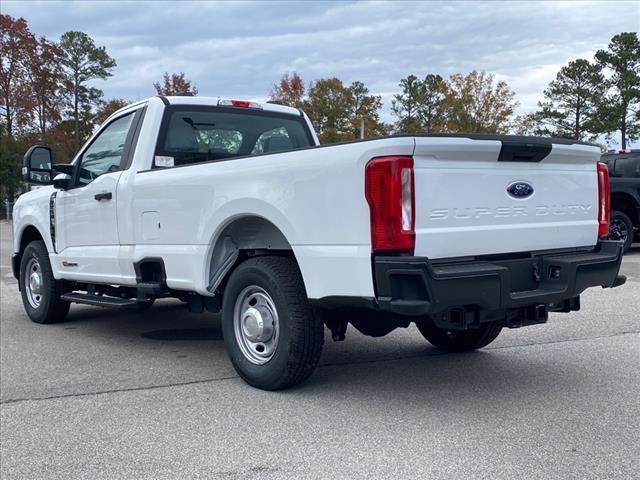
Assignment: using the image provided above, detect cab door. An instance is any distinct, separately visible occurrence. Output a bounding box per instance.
[55,111,140,283]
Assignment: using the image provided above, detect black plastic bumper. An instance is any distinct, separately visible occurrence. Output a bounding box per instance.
[374,240,626,316]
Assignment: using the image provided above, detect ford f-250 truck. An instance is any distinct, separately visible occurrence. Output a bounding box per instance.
[12,96,626,390]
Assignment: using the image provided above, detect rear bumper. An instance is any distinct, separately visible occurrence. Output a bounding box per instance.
[374,240,626,316]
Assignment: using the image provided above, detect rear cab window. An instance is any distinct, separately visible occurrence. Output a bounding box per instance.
[154,106,314,168]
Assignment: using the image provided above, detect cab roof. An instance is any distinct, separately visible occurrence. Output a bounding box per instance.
[158,95,302,117]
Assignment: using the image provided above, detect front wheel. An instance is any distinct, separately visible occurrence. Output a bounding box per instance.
[417,321,502,352]
[19,240,70,324]
[221,256,324,390]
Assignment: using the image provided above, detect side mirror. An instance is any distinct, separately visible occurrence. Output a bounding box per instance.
[23,145,53,185]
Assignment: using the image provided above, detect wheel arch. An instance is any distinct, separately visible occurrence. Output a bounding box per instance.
[206,214,302,295]
[16,225,47,266]
[14,224,47,286]
[20,224,45,250]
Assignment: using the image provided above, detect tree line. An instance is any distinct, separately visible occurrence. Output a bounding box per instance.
[269,70,519,144]
[515,33,639,149]
[1,12,638,204]
[1,15,118,203]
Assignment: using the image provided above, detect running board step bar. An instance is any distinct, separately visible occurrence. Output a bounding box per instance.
[136,282,165,294]
[61,292,140,309]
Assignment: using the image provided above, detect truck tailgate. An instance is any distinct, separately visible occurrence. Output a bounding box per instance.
[412,136,601,259]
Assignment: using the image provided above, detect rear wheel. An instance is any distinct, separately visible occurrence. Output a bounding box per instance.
[608,210,634,252]
[417,321,502,352]
[19,240,70,324]
[221,256,324,390]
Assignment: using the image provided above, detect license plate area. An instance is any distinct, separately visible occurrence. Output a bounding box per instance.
[495,258,539,292]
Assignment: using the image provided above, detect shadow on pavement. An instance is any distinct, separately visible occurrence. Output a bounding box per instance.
[140,327,222,341]
[282,343,603,408]
[4,292,634,404]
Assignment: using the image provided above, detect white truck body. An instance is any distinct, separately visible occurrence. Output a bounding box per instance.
[11,96,625,389]
[14,97,602,299]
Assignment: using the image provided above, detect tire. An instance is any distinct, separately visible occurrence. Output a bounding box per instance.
[608,210,634,253]
[417,321,502,352]
[19,240,70,324]
[221,256,324,390]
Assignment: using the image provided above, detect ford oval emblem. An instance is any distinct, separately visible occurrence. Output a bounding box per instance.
[507,181,534,198]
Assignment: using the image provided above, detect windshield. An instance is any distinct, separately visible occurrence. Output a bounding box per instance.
[155,106,313,167]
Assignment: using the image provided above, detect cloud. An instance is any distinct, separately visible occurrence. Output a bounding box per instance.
[3,0,639,125]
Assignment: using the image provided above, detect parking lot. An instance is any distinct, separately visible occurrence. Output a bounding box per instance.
[0,221,638,479]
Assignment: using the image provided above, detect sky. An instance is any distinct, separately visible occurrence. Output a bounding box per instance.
[3,0,639,145]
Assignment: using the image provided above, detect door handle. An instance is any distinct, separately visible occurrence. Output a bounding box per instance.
[94,192,112,201]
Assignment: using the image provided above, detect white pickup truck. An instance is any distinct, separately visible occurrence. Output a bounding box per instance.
[13,96,626,390]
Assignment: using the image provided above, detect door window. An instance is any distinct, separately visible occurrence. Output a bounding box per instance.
[77,113,134,186]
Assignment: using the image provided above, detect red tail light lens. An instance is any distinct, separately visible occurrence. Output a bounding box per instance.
[365,156,415,253]
[597,161,610,238]
[230,100,251,108]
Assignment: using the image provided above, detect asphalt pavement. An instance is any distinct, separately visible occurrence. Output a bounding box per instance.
[0,221,638,479]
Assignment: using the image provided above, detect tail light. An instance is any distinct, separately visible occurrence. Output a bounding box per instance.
[597,161,610,238]
[365,156,415,253]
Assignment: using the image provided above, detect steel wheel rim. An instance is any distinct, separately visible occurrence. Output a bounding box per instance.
[25,257,44,309]
[609,218,629,243]
[233,286,280,365]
